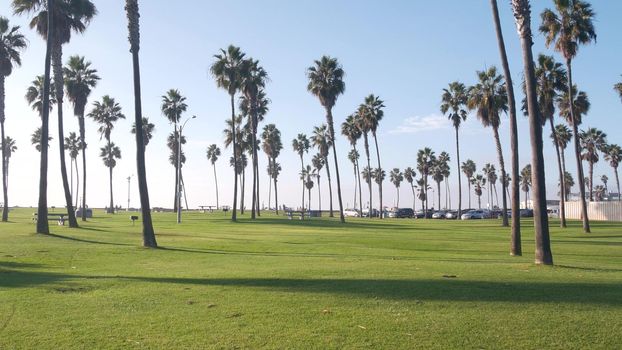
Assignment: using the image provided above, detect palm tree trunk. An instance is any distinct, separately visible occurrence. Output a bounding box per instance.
[173,123,178,212]
[308,186,311,212]
[0,78,8,221]
[317,176,321,213]
[273,157,279,214]
[410,182,416,212]
[363,133,372,218]
[79,114,87,221]
[492,127,509,227]
[437,181,441,211]
[566,60,590,232]
[560,149,567,200]
[467,179,471,209]
[300,156,305,210]
[69,158,74,201]
[424,175,429,217]
[491,0,519,252]
[615,167,620,202]
[37,0,54,234]
[230,94,238,221]
[74,157,79,209]
[127,1,157,245]
[326,109,345,223]
[325,156,333,217]
[372,132,383,219]
[352,157,357,210]
[268,159,272,210]
[589,161,594,202]
[355,146,363,215]
[494,184,499,208]
[251,112,258,219]
[109,164,114,214]
[478,193,481,209]
[550,119,567,227]
[241,167,245,214]
[396,186,400,208]
[213,163,219,209]
[52,37,78,228]
[513,0,553,263]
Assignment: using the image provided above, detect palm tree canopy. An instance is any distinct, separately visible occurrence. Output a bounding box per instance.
[553,123,573,149]
[306,56,345,111]
[416,147,436,176]
[268,161,282,180]
[361,166,372,185]
[523,54,567,124]
[130,117,154,147]
[63,131,80,159]
[311,124,332,158]
[372,167,386,185]
[292,133,310,159]
[539,0,597,61]
[3,136,17,159]
[359,94,385,135]
[261,123,283,160]
[25,75,56,115]
[390,168,403,188]
[520,164,532,191]
[615,77,622,102]
[210,45,245,96]
[312,153,325,172]
[100,142,121,169]
[467,66,508,130]
[30,127,52,152]
[557,84,589,125]
[440,81,468,129]
[579,127,607,164]
[461,159,477,179]
[88,95,125,141]
[404,167,416,184]
[341,114,362,146]
[206,144,221,165]
[12,0,97,44]
[161,89,187,125]
[239,58,269,113]
[0,16,27,78]
[63,55,99,117]
[347,148,359,166]
[604,144,621,169]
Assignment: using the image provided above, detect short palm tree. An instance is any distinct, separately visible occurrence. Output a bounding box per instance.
[26,75,56,116]
[0,16,27,222]
[471,174,486,209]
[467,66,509,226]
[372,168,386,214]
[292,133,310,210]
[267,161,282,212]
[540,0,596,233]
[361,166,372,212]
[390,168,403,208]
[359,94,385,218]
[431,161,445,210]
[553,123,573,200]
[307,56,346,222]
[417,148,436,216]
[131,117,154,149]
[461,159,476,208]
[416,178,428,212]
[342,114,363,214]
[300,165,315,210]
[161,89,187,211]
[311,124,333,216]
[482,163,496,209]
[604,144,621,201]
[579,128,607,201]
[520,164,532,209]
[437,151,451,209]
[440,81,467,216]
[63,131,80,207]
[593,185,606,201]
[560,171,574,200]
[64,55,99,221]
[311,153,325,213]
[211,45,245,221]
[403,167,416,211]
[88,95,125,213]
[206,144,221,209]
[261,124,283,213]
[347,149,360,211]
[100,142,121,214]
[31,127,52,152]
[355,110,373,218]
[601,175,608,193]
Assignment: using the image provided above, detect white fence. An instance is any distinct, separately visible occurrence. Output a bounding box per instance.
[565,201,622,222]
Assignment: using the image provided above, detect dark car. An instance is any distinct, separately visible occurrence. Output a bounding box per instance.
[414,210,433,219]
[394,208,414,218]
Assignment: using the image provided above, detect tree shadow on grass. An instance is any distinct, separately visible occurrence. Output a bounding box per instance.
[45,233,133,247]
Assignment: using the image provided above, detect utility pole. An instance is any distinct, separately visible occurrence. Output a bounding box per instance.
[127,174,133,211]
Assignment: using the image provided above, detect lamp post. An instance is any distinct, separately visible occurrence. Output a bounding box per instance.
[126,174,133,211]
[177,115,196,223]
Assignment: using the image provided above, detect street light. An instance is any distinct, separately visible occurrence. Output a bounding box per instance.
[126,174,134,211]
[177,115,196,224]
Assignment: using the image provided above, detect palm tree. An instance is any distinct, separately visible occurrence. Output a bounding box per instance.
[440,81,467,216]
[601,174,608,193]
[31,127,52,152]
[292,133,310,210]
[417,148,436,217]
[468,66,509,226]
[540,0,596,233]
[167,131,186,204]
[416,178,428,212]
[604,144,621,201]
[63,131,80,208]
[461,160,476,209]
[161,89,187,211]
[2,136,16,219]
[88,95,125,214]
[553,124,573,201]
[100,142,120,214]
[482,163,496,209]
[593,185,606,201]
[125,0,156,247]
[437,151,451,209]
[206,144,221,209]
[390,168,403,208]
[64,55,99,221]
[615,76,622,102]
[372,168,386,215]
[579,128,607,201]
[403,167,416,211]
[520,164,532,208]
[14,0,97,229]
[560,171,574,200]
[355,109,373,219]
[0,16,27,222]
[472,174,486,209]
[131,117,154,149]
[431,160,444,210]
[261,124,283,213]
[211,45,245,221]
[307,56,346,222]
[311,124,333,216]
[359,94,385,218]
[311,153,325,213]
[26,75,56,116]
[490,170,499,208]
[300,165,315,211]
[342,114,363,215]
[361,166,372,213]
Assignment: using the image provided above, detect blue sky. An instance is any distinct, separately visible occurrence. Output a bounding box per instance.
[1,1,621,211]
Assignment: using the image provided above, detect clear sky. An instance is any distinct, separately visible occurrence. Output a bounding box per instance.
[1,1,621,211]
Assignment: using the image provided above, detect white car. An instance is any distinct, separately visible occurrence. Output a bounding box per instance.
[344,209,360,217]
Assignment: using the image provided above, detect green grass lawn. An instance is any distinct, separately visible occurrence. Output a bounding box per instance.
[1,208,621,349]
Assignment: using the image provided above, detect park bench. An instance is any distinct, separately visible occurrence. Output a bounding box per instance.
[199,205,217,213]
[32,213,68,226]
[285,210,310,220]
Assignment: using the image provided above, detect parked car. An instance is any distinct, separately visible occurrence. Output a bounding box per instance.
[361,208,379,218]
[393,208,414,218]
[415,210,433,219]
[431,210,447,219]
[343,208,360,217]
[520,209,534,217]
[445,210,459,219]
[461,209,493,220]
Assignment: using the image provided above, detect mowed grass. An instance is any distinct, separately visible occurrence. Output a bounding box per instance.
[1,208,621,349]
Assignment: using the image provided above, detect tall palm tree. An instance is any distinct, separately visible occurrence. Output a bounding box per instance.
[403,167,416,211]
[206,144,221,209]
[64,55,99,221]
[490,0,521,254]
[390,168,403,208]
[0,16,27,222]
[100,142,120,214]
[467,66,509,226]
[417,148,436,217]
[359,94,385,218]
[472,174,486,209]
[579,127,607,201]
[14,0,97,229]
[211,45,245,221]
[520,164,532,208]
[440,81,467,216]
[261,124,282,214]
[88,95,125,213]
[604,144,621,201]
[125,0,156,247]
[341,114,363,214]
[540,0,596,233]
[31,127,52,152]
[553,123,573,201]
[160,89,187,211]
[63,131,80,208]
[461,159,476,209]
[307,56,346,222]
[131,117,154,149]
[292,133,310,210]
[311,124,333,216]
